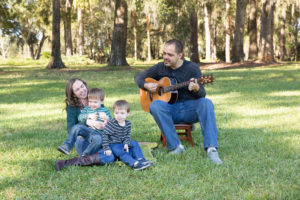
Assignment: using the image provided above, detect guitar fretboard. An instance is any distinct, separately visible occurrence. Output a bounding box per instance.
[164,81,189,92]
[163,76,213,93]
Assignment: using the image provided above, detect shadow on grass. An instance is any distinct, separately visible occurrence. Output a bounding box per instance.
[1,66,299,109]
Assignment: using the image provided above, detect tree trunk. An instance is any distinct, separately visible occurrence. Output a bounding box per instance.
[204,4,211,62]
[29,43,35,60]
[189,10,200,63]
[248,0,258,60]
[146,15,151,62]
[295,20,298,61]
[108,0,129,66]
[232,0,247,63]
[225,0,231,63]
[47,0,66,68]
[132,10,137,62]
[0,38,9,58]
[280,4,286,61]
[212,25,217,62]
[36,31,48,60]
[259,0,275,62]
[64,0,73,56]
[77,7,84,56]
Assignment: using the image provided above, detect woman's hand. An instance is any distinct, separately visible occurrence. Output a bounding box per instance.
[86,118,95,129]
[87,113,98,121]
[86,119,106,130]
[104,150,112,156]
[93,121,106,130]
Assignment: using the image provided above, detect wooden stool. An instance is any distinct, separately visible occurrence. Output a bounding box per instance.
[160,123,194,147]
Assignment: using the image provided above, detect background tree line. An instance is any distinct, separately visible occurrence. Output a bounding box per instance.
[0,0,300,68]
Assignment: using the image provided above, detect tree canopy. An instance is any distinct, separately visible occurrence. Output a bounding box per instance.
[1,0,300,65]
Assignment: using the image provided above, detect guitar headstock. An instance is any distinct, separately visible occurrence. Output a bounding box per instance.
[197,74,214,85]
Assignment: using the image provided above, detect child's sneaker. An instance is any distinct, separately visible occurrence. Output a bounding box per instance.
[133,161,151,171]
[137,158,153,166]
[57,144,70,155]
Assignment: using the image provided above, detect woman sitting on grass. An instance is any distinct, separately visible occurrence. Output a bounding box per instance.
[55,78,114,171]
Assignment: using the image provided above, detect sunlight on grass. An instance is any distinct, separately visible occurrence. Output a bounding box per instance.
[268,91,300,96]
[0,103,64,120]
[0,63,299,199]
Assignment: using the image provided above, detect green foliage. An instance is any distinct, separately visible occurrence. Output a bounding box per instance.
[135,0,144,13]
[4,0,52,59]
[0,61,299,199]
[0,1,20,36]
[157,0,192,45]
[41,51,51,59]
[84,0,114,63]
[2,0,300,63]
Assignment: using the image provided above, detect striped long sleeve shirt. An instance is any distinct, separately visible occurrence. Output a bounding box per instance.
[102,119,132,151]
[78,105,112,134]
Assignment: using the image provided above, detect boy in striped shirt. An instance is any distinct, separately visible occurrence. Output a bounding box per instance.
[58,88,111,156]
[103,100,152,170]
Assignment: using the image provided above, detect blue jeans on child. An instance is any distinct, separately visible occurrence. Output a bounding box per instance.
[98,149,115,165]
[64,124,102,156]
[75,134,115,165]
[149,98,218,150]
[110,140,145,167]
[75,136,90,155]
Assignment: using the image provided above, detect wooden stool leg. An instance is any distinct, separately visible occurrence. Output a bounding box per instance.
[160,124,194,147]
[160,133,166,147]
[187,128,194,147]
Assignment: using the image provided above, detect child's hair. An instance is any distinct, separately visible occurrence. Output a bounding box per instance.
[113,100,130,112]
[88,88,105,101]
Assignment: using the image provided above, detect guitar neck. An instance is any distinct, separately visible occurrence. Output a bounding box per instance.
[163,75,213,93]
[164,81,189,92]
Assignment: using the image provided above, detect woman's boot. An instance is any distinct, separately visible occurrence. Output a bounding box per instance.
[55,152,100,171]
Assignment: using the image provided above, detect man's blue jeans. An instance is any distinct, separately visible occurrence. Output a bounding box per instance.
[110,140,145,167]
[149,98,218,150]
[64,124,102,156]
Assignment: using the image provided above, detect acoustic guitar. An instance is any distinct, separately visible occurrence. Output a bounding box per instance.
[140,75,214,112]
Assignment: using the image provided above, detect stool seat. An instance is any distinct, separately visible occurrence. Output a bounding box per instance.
[160,123,194,147]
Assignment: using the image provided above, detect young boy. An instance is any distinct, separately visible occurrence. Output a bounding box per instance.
[58,88,111,156]
[102,100,153,171]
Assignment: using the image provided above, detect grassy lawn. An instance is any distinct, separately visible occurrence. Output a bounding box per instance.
[0,58,299,199]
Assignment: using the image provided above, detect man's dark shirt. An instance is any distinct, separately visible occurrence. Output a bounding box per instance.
[134,60,206,102]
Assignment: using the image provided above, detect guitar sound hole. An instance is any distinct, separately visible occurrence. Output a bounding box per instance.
[158,87,164,96]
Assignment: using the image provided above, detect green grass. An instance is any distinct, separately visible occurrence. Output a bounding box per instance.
[0,59,299,199]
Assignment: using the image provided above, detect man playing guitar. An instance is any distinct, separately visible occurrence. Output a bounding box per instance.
[134,39,222,165]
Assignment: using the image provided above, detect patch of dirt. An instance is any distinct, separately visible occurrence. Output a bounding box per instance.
[60,65,133,73]
[198,61,284,70]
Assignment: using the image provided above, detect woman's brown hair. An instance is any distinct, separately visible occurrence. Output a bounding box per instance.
[65,78,88,109]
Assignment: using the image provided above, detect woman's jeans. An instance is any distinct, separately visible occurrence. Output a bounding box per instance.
[110,140,145,167]
[149,98,218,150]
[64,124,102,156]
